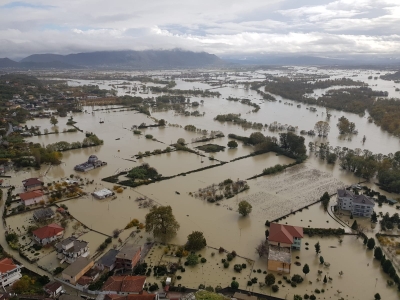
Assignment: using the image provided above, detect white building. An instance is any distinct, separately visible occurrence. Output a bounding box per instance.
[0,258,23,288]
[92,188,114,200]
[55,237,90,264]
[337,189,375,217]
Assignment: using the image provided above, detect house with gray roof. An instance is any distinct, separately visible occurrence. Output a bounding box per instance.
[337,189,375,217]
[55,236,89,264]
[33,208,55,222]
[96,249,119,271]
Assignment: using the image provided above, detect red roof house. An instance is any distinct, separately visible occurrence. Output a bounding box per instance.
[19,190,44,206]
[0,258,22,287]
[32,223,64,245]
[101,276,146,294]
[268,223,303,249]
[22,177,43,191]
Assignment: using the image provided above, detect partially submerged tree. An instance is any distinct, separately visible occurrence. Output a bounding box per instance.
[255,241,268,257]
[185,231,207,251]
[145,206,180,241]
[238,200,252,216]
[227,140,238,149]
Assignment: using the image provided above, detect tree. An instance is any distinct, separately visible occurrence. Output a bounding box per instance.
[367,238,375,250]
[249,132,266,145]
[303,264,310,276]
[323,275,327,284]
[374,247,383,260]
[371,211,378,223]
[158,119,166,126]
[255,241,268,257]
[12,276,31,294]
[186,231,207,251]
[50,115,58,126]
[177,138,185,145]
[265,229,269,239]
[145,206,180,241]
[374,293,381,300]
[314,242,321,254]
[238,200,252,216]
[265,273,275,286]
[319,256,324,264]
[320,192,330,211]
[314,121,330,136]
[351,220,358,230]
[227,140,238,149]
[186,253,199,266]
[293,295,302,300]
[231,281,239,289]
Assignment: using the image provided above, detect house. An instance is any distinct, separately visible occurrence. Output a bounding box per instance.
[104,294,157,300]
[76,268,100,288]
[96,249,119,271]
[33,208,55,221]
[62,257,94,285]
[337,189,375,217]
[74,155,107,172]
[267,244,291,274]
[33,223,64,245]
[55,237,89,264]
[19,190,44,206]
[22,178,43,191]
[101,276,146,294]
[43,281,63,297]
[268,223,303,250]
[92,188,114,200]
[115,244,141,271]
[0,258,23,288]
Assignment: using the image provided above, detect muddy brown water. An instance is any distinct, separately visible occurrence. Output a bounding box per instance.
[3,69,400,299]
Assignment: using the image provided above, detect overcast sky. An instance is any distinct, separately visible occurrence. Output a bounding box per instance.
[1,0,400,59]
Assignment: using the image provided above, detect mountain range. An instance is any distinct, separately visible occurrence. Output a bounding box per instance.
[0,50,223,70]
[1,50,400,70]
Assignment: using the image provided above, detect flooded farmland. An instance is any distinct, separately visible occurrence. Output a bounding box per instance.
[3,67,400,299]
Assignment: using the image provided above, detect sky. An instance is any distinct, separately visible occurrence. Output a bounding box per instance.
[1,0,400,59]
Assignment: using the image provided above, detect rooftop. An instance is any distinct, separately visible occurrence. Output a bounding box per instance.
[337,189,354,198]
[101,276,146,293]
[56,236,88,253]
[353,194,375,206]
[19,190,43,201]
[93,189,113,198]
[33,223,64,240]
[269,223,303,245]
[62,257,93,278]
[44,281,62,293]
[116,244,141,260]
[97,249,119,268]
[104,294,155,300]
[33,208,55,219]
[22,177,43,186]
[0,258,18,274]
[268,244,291,264]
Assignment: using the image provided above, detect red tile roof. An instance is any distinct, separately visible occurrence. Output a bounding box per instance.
[104,294,155,300]
[33,223,64,239]
[19,190,43,201]
[0,258,18,273]
[269,223,303,244]
[22,178,43,186]
[102,276,146,293]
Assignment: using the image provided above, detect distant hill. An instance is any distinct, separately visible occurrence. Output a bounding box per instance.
[20,49,223,69]
[0,57,78,69]
[0,58,20,68]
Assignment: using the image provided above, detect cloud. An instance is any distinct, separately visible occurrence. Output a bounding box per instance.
[0,0,399,59]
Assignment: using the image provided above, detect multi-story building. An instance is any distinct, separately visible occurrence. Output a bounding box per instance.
[337,189,375,217]
[0,258,23,288]
[115,244,141,271]
[55,237,89,264]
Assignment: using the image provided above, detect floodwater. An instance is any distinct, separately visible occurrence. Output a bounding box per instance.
[3,68,400,299]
